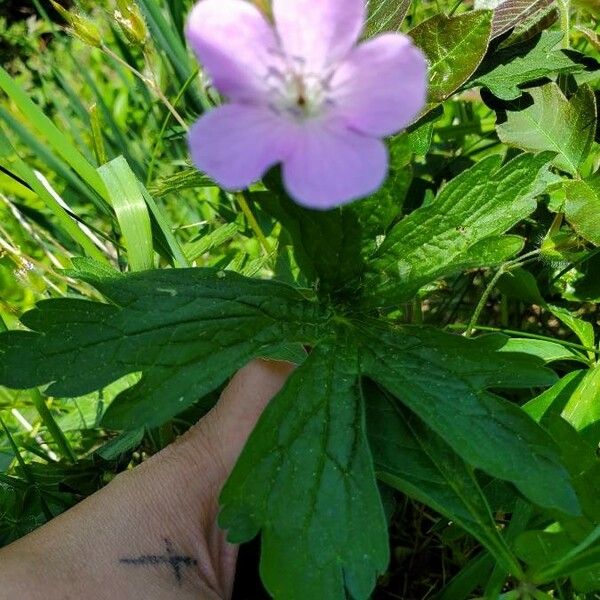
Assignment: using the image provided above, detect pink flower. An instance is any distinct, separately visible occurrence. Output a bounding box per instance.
[186,0,427,210]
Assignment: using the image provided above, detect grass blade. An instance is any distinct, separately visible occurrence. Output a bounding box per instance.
[98,157,154,271]
[0,127,109,263]
[0,66,108,200]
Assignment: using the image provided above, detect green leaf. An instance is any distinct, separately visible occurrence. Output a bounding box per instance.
[515,416,600,589]
[523,370,587,423]
[219,343,389,600]
[139,184,190,269]
[472,31,582,101]
[362,152,553,307]
[149,167,215,200]
[498,269,595,352]
[410,11,493,107]
[516,529,577,579]
[98,157,154,272]
[365,0,411,37]
[436,552,496,600]
[0,125,108,264]
[561,365,600,440]
[497,84,597,175]
[361,325,579,515]
[366,382,522,577]
[0,262,324,430]
[498,267,545,304]
[562,174,600,246]
[258,187,365,295]
[546,304,595,349]
[405,120,435,155]
[523,526,600,584]
[498,338,587,364]
[96,428,144,461]
[183,223,239,263]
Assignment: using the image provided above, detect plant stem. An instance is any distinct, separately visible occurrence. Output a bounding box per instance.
[557,0,571,49]
[101,45,188,130]
[0,415,53,519]
[235,192,274,256]
[464,267,507,337]
[449,0,464,16]
[31,389,77,463]
[448,324,596,355]
[464,250,541,337]
[412,300,423,324]
[146,68,199,186]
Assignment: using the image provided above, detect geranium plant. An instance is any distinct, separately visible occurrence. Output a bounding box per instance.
[1,0,600,598]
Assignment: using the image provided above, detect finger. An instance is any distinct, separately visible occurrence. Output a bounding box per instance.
[206,359,295,471]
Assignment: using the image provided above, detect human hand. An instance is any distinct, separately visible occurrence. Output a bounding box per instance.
[0,360,294,599]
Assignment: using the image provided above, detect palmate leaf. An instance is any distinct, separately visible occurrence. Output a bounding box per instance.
[220,324,576,599]
[0,269,580,599]
[361,152,553,308]
[0,259,325,430]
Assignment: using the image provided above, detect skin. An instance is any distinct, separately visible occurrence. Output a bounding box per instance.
[0,359,294,599]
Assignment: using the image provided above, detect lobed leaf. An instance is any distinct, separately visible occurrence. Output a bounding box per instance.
[366,382,522,577]
[219,342,389,600]
[472,31,584,101]
[497,83,597,175]
[361,324,579,515]
[361,152,553,307]
[0,260,324,429]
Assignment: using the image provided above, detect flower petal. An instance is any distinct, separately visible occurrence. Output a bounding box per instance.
[272,0,365,71]
[189,104,293,190]
[330,33,428,137]
[282,120,388,210]
[186,0,278,102]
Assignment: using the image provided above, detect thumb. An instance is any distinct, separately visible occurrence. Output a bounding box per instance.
[197,359,295,474]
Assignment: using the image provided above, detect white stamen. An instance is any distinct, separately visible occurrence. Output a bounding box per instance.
[265,51,334,121]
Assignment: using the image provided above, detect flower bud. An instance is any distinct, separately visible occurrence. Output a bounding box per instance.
[50,1,102,48]
[114,0,148,47]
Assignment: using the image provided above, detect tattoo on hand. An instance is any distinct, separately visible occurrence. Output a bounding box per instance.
[119,538,198,585]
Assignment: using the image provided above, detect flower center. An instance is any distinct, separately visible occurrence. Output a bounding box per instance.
[265,54,333,121]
